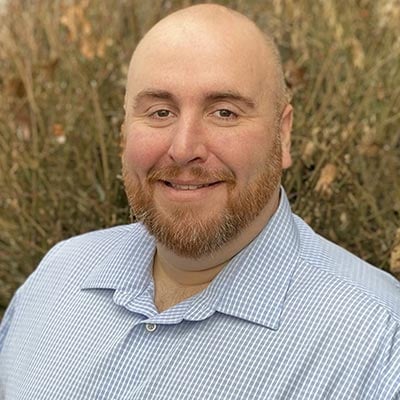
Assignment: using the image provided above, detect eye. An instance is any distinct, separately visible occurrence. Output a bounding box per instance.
[150,109,173,119]
[214,109,238,119]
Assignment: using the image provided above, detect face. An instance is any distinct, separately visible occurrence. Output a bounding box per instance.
[122,21,292,258]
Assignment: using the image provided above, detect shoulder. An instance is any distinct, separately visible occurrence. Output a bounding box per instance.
[56,223,147,252]
[20,223,150,290]
[293,214,400,321]
[43,223,147,261]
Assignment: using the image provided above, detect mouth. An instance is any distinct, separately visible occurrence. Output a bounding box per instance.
[162,181,221,190]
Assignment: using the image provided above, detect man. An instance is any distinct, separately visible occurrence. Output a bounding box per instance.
[0,4,399,399]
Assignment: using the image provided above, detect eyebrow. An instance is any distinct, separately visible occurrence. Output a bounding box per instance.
[133,89,176,109]
[204,90,256,109]
[132,89,256,110]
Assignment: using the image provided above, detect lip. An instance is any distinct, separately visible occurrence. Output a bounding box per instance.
[162,180,221,190]
[156,180,224,202]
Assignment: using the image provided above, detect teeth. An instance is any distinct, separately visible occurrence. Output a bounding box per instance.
[170,183,210,190]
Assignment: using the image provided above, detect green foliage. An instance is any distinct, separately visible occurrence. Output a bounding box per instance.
[0,0,399,315]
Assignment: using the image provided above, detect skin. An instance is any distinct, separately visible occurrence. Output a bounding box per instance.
[121,4,293,311]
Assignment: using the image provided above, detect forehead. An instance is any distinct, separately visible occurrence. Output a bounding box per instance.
[127,21,276,103]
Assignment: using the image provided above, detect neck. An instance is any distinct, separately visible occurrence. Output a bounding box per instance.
[154,189,280,287]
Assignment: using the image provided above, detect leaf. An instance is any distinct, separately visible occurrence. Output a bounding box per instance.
[350,38,365,70]
[284,59,306,89]
[52,124,66,144]
[315,164,337,197]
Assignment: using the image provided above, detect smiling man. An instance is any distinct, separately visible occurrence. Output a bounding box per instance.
[1,4,400,400]
[121,6,292,312]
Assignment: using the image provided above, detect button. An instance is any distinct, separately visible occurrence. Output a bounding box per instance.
[145,323,157,332]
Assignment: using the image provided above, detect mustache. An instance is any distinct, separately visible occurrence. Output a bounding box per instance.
[147,165,236,184]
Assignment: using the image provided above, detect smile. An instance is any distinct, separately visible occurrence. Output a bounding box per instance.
[163,181,220,190]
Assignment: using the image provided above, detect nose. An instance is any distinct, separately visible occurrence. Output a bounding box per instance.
[167,115,208,165]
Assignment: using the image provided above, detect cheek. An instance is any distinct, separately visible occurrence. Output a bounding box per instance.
[124,129,169,175]
[216,135,271,183]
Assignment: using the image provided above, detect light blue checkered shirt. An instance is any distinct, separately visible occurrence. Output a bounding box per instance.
[1,190,400,399]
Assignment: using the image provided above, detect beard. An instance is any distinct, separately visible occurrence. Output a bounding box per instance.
[122,135,282,259]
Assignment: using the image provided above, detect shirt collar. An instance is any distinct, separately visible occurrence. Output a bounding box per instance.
[81,224,156,295]
[81,188,300,330]
[184,188,300,330]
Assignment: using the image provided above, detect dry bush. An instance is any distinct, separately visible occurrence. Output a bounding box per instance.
[0,0,399,314]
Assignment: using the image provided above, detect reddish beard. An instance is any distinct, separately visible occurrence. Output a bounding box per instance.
[122,136,282,259]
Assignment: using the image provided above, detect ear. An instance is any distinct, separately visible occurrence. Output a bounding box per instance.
[280,104,293,170]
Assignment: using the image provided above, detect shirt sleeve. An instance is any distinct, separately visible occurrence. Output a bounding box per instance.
[0,240,67,354]
[378,318,400,400]
[0,290,19,353]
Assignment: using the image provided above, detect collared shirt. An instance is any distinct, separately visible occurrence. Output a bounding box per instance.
[1,190,400,399]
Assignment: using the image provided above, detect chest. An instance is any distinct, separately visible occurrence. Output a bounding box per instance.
[2,300,384,400]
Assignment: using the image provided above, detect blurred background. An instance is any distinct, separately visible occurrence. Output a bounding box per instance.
[0,0,399,316]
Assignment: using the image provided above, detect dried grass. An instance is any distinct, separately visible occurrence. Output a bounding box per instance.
[0,0,399,314]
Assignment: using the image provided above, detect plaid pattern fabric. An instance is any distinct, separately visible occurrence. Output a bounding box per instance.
[1,189,400,399]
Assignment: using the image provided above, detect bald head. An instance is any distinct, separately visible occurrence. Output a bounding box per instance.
[127,4,289,114]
